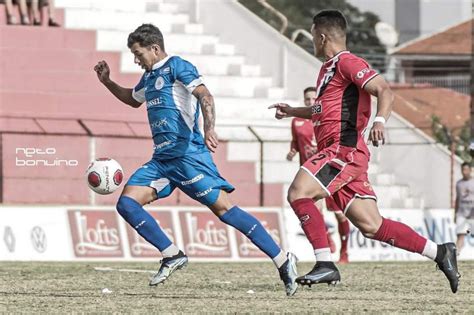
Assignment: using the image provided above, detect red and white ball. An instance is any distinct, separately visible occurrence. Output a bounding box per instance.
[86,158,124,195]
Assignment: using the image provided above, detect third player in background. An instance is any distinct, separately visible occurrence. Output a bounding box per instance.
[287,87,350,263]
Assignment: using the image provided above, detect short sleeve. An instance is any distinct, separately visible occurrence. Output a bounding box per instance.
[339,57,378,89]
[132,73,146,103]
[172,57,204,93]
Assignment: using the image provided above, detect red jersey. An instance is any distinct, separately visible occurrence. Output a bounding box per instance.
[312,51,378,155]
[290,117,318,164]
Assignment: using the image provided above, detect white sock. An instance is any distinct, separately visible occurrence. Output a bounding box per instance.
[314,248,332,262]
[273,250,287,269]
[421,240,438,260]
[161,244,180,258]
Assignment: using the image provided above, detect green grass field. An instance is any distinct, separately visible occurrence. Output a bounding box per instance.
[0,261,472,313]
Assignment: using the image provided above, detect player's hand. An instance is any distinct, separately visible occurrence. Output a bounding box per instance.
[205,129,219,153]
[94,60,111,84]
[286,149,297,161]
[268,103,291,119]
[368,122,385,147]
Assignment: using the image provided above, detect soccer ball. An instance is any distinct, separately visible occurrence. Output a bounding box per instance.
[86,158,124,195]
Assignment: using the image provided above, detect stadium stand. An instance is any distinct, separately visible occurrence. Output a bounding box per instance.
[0,0,462,209]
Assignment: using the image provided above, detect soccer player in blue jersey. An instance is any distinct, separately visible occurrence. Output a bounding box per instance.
[94,24,298,296]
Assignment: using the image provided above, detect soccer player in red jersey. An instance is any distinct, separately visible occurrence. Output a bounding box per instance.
[270,10,460,293]
[287,87,350,263]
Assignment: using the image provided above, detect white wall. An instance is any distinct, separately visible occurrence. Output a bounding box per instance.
[193,0,322,100]
[380,112,463,208]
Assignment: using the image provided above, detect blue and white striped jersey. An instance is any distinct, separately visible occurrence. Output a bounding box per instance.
[132,56,207,160]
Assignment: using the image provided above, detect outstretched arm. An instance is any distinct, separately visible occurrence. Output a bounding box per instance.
[268,103,313,119]
[94,60,142,108]
[364,75,394,147]
[193,84,219,152]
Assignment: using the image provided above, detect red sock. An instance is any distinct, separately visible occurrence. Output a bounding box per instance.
[290,198,329,249]
[373,217,427,254]
[338,219,350,254]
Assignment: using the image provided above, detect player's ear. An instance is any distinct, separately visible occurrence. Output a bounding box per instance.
[151,44,161,55]
[320,34,326,45]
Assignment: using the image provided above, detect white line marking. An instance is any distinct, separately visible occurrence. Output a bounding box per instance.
[94,267,156,274]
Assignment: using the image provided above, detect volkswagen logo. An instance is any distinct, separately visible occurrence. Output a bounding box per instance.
[30,226,47,253]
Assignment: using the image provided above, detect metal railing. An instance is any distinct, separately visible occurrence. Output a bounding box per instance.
[0,116,462,207]
[256,0,288,34]
[291,28,312,43]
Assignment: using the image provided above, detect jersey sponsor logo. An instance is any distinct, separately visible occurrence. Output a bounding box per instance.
[312,100,323,114]
[181,174,204,186]
[160,67,171,74]
[195,187,212,198]
[356,68,370,79]
[155,76,165,90]
[147,97,162,108]
[153,140,172,151]
[150,118,168,130]
[363,181,373,191]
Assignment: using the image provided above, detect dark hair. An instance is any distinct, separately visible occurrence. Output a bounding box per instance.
[462,162,471,168]
[313,10,347,34]
[127,24,165,51]
[303,87,317,95]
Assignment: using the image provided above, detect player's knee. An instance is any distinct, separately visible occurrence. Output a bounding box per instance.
[208,191,233,217]
[287,186,326,204]
[287,183,307,203]
[287,186,301,204]
[359,223,380,239]
[116,195,139,217]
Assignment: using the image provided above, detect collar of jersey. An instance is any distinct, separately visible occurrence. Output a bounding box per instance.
[326,50,350,62]
[151,55,173,71]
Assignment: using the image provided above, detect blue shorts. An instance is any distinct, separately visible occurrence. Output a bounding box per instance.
[126,151,234,206]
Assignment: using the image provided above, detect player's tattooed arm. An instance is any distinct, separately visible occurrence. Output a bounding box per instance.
[193,85,215,131]
[193,85,219,152]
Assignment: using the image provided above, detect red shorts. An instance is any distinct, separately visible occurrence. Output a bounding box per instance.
[325,197,342,212]
[301,144,377,212]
